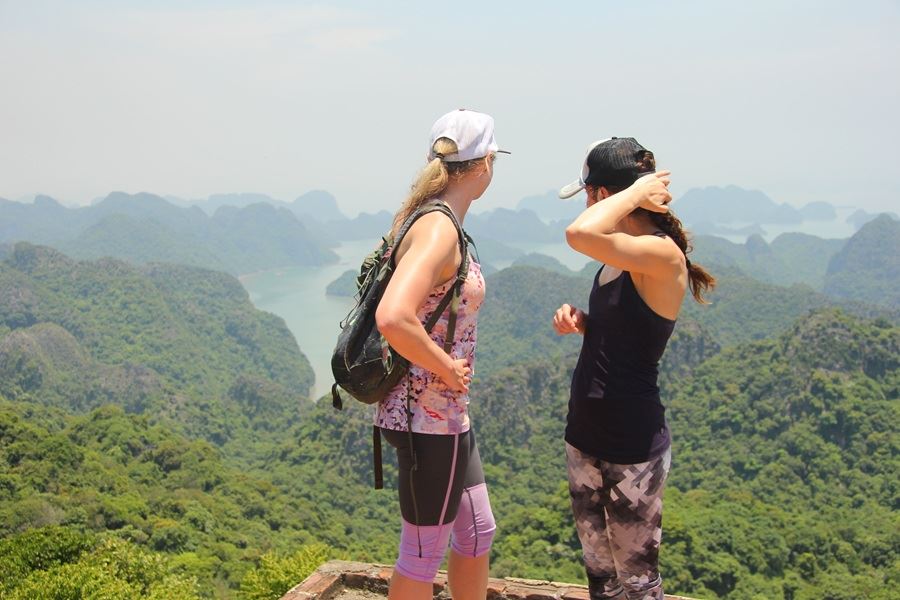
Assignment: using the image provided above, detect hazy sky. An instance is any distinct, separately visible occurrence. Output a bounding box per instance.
[2,0,898,215]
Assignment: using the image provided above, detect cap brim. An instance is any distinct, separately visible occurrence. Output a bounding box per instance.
[496,149,511,155]
[558,180,584,199]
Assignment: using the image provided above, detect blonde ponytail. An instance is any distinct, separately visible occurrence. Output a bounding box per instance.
[390,138,486,237]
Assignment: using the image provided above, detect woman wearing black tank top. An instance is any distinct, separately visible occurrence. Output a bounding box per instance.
[552,138,715,600]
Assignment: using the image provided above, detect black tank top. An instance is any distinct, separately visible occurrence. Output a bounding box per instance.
[566,265,675,463]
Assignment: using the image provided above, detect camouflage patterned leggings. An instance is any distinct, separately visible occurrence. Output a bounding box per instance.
[566,443,672,600]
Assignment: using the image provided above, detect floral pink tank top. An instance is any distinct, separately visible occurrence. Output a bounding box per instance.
[374,259,485,435]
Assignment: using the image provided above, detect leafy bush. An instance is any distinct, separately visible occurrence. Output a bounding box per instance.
[239,544,331,600]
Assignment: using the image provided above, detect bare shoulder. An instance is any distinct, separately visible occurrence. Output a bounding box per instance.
[631,234,687,317]
[408,210,459,243]
[646,232,686,265]
[625,232,686,284]
[396,209,459,265]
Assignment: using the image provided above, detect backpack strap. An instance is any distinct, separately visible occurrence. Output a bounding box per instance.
[440,209,471,353]
[391,201,470,346]
[463,231,479,265]
[443,293,461,353]
[390,202,469,276]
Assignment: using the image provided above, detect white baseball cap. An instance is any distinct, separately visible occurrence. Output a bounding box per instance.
[426,109,510,162]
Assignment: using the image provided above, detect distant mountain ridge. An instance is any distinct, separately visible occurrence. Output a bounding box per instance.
[153,189,561,246]
[0,192,338,275]
[675,185,823,226]
[4,184,868,268]
[516,190,584,222]
[171,189,349,222]
[515,185,846,235]
[466,208,563,243]
[690,232,846,289]
[4,186,886,294]
[845,208,900,229]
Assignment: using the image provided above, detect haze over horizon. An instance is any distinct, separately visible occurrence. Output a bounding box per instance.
[2,0,898,215]
[2,186,888,221]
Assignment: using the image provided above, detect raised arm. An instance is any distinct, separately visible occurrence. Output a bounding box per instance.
[375,212,471,392]
[565,172,682,278]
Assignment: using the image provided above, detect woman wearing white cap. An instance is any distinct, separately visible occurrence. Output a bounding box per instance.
[552,138,715,600]
[375,109,507,600]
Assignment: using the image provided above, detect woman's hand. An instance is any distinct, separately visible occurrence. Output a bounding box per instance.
[634,170,672,213]
[553,303,586,335]
[438,357,472,392]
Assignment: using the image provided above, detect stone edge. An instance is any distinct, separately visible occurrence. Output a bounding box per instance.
[280,560,697,600]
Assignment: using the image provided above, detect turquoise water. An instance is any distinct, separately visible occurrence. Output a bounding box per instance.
[240,240,375,399]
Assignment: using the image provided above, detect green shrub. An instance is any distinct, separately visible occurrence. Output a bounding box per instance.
[239,544,331,600]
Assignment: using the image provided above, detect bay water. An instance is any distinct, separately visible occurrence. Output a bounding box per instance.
[240,239,375,399]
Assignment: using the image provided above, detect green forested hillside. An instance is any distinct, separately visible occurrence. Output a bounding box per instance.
[474,309,898,598]
[824,215,900,308]
[325,269,357,297]
[477,267,588,372]
[510,253,576,275]
[469,236,523,271]
[689,233,845,289]
[65,213,230,272]
[265,309,899,599]
[1,527,202,599]
[0,195,96,246]
[1,242,898,600]
[0,245,332,598]
[662,309,898,598]
[676,269,835,347]
[477,264,893,377]
[0,243,313,452]
[847,209,900,230]
[0,399,332,596]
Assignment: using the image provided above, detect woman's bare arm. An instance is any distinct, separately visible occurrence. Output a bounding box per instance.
[565,172,683,278]
[375,212,471,392]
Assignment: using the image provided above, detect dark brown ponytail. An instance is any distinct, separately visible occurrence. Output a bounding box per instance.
[601,146,715,303]
[643,209,716,304]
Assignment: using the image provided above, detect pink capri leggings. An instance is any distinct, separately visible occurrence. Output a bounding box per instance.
[381,427,496,582]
